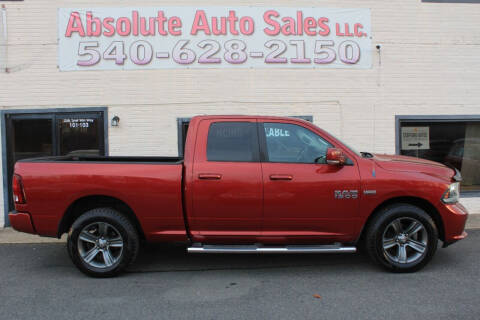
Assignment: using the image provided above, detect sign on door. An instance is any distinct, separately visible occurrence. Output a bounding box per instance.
[401,127,430,150]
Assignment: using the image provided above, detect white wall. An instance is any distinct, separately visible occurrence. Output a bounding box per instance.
[1,0,480,226]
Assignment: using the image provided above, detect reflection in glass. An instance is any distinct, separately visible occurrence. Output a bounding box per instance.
[12,119,53,162]
[58,118,100,156]
[264,123,333,163]
[400,121,480,191]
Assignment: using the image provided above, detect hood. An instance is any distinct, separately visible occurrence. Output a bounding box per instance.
[373,154,456,181]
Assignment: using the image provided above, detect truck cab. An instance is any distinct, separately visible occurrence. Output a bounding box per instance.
[184,116,361,244]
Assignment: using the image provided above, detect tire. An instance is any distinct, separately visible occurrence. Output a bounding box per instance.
[67,208,139,277]
[365,204,438,273]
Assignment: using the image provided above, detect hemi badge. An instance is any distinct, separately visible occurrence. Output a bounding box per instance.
[364,190,377,195]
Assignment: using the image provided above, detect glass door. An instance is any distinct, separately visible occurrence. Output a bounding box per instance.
[5,111,105,218]
[6,114,55,211]
[56,113,105,156]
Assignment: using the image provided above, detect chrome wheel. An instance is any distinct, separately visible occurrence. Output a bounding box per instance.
[382,217,428,264]
[77,222,124,269]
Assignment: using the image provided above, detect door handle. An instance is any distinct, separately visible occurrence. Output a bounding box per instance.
[269,174,293,181]
[198,173,222,180]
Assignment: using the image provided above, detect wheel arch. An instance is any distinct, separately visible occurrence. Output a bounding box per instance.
[57,195,145,240]
[358,196,445,244]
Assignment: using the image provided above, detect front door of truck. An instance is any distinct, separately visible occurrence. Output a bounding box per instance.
[259,120,361,243]
[190,119,263,242]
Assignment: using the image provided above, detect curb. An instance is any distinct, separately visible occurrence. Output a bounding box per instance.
[0,229,66,244]
[1,214,479,244]
[466,213,480,228]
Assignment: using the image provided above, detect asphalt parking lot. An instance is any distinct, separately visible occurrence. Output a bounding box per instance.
[0,230,479,320]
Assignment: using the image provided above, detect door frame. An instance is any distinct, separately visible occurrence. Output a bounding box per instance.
[1,107,108,227]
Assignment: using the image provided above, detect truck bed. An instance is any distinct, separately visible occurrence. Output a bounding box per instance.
[13,158,186,241]
[19,155,183,164]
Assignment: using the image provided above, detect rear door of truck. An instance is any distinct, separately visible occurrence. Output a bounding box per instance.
[189,118,262,242]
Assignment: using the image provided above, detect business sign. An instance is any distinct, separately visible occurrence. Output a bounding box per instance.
[401,127,430,150]
[58,7,371,71]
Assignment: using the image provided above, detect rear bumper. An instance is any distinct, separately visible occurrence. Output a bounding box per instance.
[8,211,36,234]
[440,202,468,247]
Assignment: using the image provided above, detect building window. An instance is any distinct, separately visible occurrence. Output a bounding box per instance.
[397,116,480,192]
[177,118,190,158]
[422,0,480,3]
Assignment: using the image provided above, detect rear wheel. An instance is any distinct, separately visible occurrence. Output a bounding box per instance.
[67,208,139,277]
[365,204,438,273]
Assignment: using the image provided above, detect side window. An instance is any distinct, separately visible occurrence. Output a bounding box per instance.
[263,123,333,163]
[207,122,259,162]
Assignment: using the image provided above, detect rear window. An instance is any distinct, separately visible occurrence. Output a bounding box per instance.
[207,122,259,162]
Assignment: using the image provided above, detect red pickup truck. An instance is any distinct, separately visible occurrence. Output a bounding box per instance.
[9,115,468,277]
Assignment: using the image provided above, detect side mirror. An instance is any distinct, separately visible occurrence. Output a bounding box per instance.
[326,148,346,166]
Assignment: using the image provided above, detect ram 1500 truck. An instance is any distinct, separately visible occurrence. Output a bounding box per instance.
[9,116,468,277]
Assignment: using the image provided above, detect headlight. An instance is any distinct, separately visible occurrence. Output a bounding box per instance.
[442,182,460,204]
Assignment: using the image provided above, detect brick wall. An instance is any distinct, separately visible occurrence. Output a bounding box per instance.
[1,0,480,226]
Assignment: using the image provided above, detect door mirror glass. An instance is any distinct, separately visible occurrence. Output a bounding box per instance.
[326,148,346,166]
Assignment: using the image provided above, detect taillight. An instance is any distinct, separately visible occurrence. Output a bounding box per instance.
[12,174,26,204]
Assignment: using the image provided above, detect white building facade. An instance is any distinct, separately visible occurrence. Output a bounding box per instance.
[1,0,480,227]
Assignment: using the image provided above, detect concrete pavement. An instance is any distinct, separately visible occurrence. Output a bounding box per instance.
[0,230,479,320]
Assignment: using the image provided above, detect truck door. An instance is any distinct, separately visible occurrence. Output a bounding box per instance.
[259,120,361,243]
[190,119,263,242]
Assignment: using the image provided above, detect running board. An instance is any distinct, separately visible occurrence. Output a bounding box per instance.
[187,243,356,254]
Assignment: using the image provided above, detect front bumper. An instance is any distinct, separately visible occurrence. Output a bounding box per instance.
[440,202,469,247]
[8,211,36,234]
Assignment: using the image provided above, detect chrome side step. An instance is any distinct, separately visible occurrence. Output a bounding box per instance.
[187,243,356,254]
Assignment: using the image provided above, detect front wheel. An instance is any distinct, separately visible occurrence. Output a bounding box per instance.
[365,204,438,273]
[67,208,139,277]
